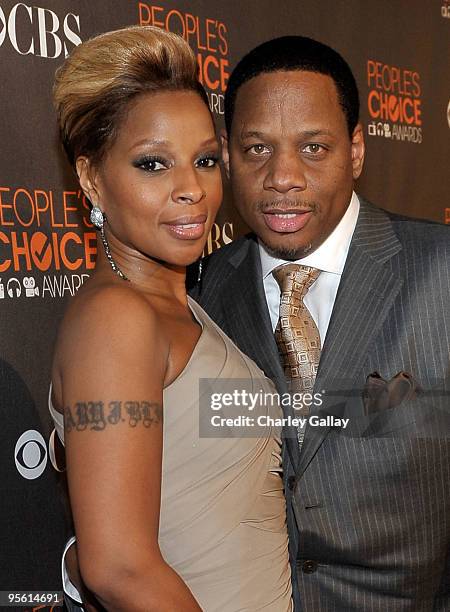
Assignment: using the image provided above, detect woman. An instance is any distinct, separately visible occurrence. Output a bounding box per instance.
[50,25,292,611]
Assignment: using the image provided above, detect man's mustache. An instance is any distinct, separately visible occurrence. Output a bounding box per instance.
[255,200,319,213]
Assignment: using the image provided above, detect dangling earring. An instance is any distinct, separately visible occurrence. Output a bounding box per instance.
[196,257,203,296]
[99,225,128,281]
[90,205,129,281]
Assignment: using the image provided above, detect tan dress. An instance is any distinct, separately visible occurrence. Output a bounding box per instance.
[50,296,292,611]
[159,297,293,611]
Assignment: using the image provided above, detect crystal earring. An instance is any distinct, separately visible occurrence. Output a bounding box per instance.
[90,205,104,229]
[197,257,203,283]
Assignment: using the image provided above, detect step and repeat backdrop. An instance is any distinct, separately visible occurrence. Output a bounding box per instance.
[1,0,449,599]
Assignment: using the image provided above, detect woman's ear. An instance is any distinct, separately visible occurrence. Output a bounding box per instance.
[76,156,99,205]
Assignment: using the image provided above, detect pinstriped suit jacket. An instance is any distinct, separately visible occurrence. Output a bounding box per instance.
[189,199,450,611]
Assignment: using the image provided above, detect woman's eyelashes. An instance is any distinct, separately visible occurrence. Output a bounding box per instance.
[132,155,169,172]
[195,153,219,168]
[132,152,219,173]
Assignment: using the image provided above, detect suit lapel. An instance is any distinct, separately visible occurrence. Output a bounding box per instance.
[297,201,404,476]
[220,236,300,468]
[220,237,280,380]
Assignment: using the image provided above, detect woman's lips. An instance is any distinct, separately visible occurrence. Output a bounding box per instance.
[165,214,207,240]
[262,210,313,233]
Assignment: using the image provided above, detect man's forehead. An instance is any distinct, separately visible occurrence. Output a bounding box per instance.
[238,70,335,94]
[231,71,341,135]
[233,71,338,112]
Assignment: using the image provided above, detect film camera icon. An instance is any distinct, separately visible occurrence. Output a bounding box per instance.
[23,276,40,297]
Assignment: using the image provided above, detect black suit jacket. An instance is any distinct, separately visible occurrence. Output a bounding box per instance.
[190,198,450,611]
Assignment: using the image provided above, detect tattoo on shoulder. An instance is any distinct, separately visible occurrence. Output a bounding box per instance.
[64,401,163,433]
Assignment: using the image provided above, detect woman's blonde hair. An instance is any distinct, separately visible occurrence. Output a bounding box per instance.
[54,25,207,169]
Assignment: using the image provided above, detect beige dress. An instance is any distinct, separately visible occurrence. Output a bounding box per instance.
[50,296,292,611]
[159,297,292,611]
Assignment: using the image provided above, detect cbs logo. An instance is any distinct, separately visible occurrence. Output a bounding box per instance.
[14,429,47,479]
[0,3,81,58]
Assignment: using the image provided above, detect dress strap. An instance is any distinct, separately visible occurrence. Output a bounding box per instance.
[48,383,65,445]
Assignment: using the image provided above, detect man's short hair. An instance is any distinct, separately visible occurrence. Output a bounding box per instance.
[224,35,360,137]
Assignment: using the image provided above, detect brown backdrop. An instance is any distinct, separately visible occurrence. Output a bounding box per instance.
[1,0,449,595]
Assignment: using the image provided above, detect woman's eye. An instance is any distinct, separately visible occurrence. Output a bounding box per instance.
[247,144,270,155]
[133,157,168,172]
[196,155,219,168]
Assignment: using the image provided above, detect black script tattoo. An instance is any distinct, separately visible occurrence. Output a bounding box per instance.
[108,401,123,425]
[142,402,163,427]
[125,401,142,427]
[64,400,163,434]
[64,405,76,433]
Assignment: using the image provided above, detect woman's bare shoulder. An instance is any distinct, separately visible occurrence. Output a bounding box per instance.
[53,281,169,392]
[60,282,160,339]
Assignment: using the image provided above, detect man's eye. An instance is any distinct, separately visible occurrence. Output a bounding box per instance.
[302,144,325,155]
[196,155,219,168]
[247,144,270,155]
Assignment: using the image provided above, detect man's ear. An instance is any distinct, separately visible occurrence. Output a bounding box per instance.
[351,123,365,180]
[75,156,100,205]
[220,129,230,179]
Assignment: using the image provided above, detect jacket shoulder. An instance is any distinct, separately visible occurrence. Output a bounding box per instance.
[359,196,449,255]
[387,211,450,255]
[187,234,254,297]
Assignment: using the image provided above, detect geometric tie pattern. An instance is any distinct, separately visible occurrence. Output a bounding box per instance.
[273,264,321,448]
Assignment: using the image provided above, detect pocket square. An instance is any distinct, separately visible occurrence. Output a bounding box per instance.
[363,370,422,415]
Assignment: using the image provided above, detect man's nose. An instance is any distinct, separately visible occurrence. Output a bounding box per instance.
[263,152,307,193]
[171,167,206,204]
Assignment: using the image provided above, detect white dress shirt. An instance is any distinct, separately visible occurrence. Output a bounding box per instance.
[259,191,360,345]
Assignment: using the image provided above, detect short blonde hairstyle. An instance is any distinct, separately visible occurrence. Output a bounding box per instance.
[54,25,207,169]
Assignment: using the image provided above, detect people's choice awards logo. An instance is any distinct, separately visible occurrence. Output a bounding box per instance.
[367,60,422,144]
[0,186,92,298]
[15,429,48,479]
[138,3,229,115]
[0,3,81,58]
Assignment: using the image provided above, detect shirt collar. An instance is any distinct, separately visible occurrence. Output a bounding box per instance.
[259,191,360,278]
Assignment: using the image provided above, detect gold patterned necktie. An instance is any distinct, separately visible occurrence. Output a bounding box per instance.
[273,264,321,447]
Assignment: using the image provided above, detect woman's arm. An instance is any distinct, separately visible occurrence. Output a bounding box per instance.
[56,286,202,611]
[65,542,101,612]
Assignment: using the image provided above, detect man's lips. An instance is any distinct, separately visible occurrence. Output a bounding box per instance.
[164,214,207,240]
[262,210,313,233]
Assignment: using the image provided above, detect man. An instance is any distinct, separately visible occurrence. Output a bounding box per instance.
[191,36,450,611]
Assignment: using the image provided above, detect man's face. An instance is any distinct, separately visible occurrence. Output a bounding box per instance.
[222,71,364,259]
